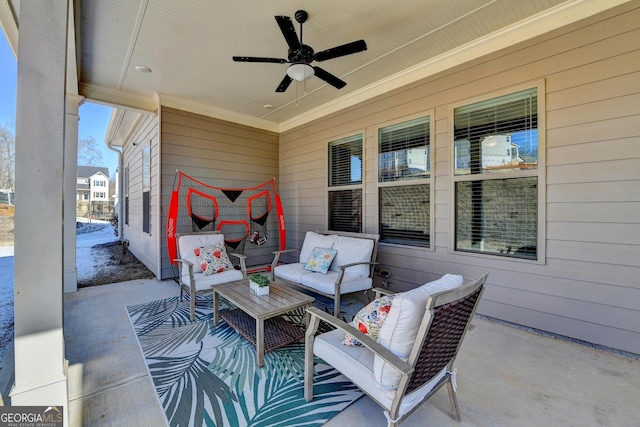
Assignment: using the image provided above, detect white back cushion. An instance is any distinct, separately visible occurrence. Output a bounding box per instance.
[177,233,225,276]
[299,231,337,263]
[330,235,375,277]
[373,274,464,390]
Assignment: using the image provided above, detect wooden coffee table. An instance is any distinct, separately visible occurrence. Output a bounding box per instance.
[213,280,315,367]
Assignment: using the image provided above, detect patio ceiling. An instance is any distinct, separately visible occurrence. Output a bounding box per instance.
[0,0,629,132]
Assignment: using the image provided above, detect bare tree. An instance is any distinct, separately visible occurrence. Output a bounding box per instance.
[0,124,15,190]
[78,135,103,166]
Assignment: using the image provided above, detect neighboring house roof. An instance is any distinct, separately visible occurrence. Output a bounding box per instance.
[78,166,109,179]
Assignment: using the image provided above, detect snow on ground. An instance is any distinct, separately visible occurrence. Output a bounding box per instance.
[0,220,116,363]
[75,221,118,282]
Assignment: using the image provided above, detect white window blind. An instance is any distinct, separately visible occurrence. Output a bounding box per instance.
[329,134,362,187]
[454,88,537,176]
[379,116,430,182]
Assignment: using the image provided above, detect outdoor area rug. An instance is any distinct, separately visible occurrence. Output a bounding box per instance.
[126,296,363,427]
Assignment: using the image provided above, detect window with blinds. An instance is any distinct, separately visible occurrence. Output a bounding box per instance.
[328,134,363,232]
[378,115,432,247]
[124,165,129,226]
[453,87,540,259]
[142,145,151,234]
[329,134,362,187]
[379,116,430,182]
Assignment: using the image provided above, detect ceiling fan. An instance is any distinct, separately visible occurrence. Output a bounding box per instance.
[232,10,367,93]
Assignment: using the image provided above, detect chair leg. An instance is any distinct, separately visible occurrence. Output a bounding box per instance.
[446,380,461,422]
[304,315,320,402]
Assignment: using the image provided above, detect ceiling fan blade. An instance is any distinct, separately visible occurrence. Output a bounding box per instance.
[314,40,367,62]
[233,56,287,64]
[312,67,346,89]
[276,75,293,92]
[275,16,301,50]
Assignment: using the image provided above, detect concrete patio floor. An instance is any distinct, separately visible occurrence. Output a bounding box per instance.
[62,278,640,426]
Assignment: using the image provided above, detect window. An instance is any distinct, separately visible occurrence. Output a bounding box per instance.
[328,134,362,232]
[124,166,129,225]
[378,116,432,247]
[142,145,151,234]
[452,86,541,260]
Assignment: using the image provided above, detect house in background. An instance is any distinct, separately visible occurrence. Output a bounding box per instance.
[76,166,112,219]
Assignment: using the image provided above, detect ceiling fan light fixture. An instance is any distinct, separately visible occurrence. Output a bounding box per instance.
[287,63,314,81]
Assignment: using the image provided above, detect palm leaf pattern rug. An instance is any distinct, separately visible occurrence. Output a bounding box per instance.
[126,296,363,426]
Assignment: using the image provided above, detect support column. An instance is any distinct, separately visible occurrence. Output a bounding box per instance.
[64,96,84,293]
[11,0,69,423]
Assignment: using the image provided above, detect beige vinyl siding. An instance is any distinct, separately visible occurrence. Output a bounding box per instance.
[121,113,161,276]
[280,3,640,353]
[158,106,279,279]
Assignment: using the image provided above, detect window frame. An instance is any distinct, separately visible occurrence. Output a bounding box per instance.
[449,81,546,263]
[326,131,365,233]
[376,112,435,249]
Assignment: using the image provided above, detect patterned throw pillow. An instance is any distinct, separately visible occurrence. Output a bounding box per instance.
[303,247,338,274]
[343,294,395,346]
[194,243,233,275]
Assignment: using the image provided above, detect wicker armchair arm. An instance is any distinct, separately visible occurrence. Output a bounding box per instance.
[305,306,413,376]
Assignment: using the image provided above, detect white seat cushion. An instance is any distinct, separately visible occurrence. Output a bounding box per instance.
[329,235,374,277]
[182,268,244,292]
[274,263,309,283]
[301,270,372,295]
[314,328,448,418]
[374,274,463,389]
[178,233,225,277]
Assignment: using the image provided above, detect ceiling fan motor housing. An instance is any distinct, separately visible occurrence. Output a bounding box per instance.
[288,44,314,64]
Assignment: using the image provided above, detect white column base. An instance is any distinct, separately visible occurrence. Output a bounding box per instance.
[64,269,77,293]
